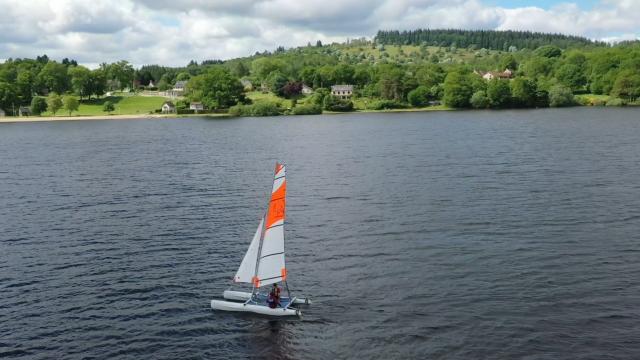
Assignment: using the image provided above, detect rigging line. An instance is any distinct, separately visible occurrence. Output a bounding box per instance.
[260,251,284,259]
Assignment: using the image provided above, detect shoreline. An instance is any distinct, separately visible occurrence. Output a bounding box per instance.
[0,105,636,123]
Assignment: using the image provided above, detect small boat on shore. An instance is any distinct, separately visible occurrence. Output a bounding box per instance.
[211,163,309,317]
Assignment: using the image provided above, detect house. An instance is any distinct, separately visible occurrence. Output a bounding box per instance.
[331,85,353,99]
[170,80,188,98]
[190,102,204,113]
[240,79,253,91]
[0,108,5,117]
[161,101,176,114]
[148,79,156,88]
[475,69,514,81]
[19,106,31,116]
[301,84,314,95]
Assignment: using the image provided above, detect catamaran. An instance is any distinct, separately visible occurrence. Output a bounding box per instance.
[211,163,309,316]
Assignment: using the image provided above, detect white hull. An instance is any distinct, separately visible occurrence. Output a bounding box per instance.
[223,290,311,304]
[211,300,300,316]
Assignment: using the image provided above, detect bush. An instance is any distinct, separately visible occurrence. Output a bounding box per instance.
[369,100,407,110]
[323,95,354,112]
[470,91,490,109]
[605,98,627,107]
[548,85,575,107]
[292,104,322,115]
[30,96,48,115]
[407,86,430,107]
[229,101,283,117]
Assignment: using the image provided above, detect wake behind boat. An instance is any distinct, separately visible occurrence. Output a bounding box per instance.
[211,163,309,316]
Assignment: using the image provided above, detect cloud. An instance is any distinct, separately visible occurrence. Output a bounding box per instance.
[0,0,638,66]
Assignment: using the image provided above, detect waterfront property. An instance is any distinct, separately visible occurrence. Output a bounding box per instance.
[190,102,204,113]
[331,85,354,99]
[161,101,176,113]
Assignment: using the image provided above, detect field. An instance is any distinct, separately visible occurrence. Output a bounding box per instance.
[42,94,167,116]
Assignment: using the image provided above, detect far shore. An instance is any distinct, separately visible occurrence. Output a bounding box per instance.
[1,104,637,123]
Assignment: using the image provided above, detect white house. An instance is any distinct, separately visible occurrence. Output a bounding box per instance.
[161,101,176,114]
[301,84,314,95]
[190,102,204,113]
[170,80,187,98]
[331,85,353,99]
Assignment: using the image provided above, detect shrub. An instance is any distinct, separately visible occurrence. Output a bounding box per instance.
[323,95,354,112]
[292,104,322,115]
[229,101,283,117]
[407,86,430,107]
[548,85,575,107]
[369,100,407,110]
[605,98,627,107]
[470,91,490,109]
[30,96,48,115]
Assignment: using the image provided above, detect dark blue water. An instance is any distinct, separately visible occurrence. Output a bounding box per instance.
[2,108,640,359]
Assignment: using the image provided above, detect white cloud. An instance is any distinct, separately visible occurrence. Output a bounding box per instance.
[0,0,637,66]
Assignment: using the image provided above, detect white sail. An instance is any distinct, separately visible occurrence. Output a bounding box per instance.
[233,217,263,283]
[232,163,287,288]
[255,163,287,287]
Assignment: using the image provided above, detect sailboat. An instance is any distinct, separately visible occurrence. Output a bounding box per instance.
[211,163,309,316]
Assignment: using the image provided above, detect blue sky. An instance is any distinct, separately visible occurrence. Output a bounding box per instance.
[0,0,638,66]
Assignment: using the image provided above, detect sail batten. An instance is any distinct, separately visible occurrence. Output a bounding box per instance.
[233,163,287,288]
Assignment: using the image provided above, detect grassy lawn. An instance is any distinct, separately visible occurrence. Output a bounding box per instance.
[246,91,296,108]
[43,95,166,116]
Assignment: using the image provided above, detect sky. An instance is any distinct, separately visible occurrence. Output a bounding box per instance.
[0,0,638,67]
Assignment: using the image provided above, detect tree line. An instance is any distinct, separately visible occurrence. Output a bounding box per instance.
[374,29,604,51]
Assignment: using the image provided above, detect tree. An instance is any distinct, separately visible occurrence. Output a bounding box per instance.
[68,65,92,99]
[555,64,586,91]
[510,77,537,107]
[47,93,63,115]
[500,54,518,71]
[534,45,562,58]
[103,100,115,114]
[30,96,47,115]
[407,86,430,107]
[37,61,69,94]
[266,71,288,95]
[108,60,134,91]
[63,95,79,115]
[611,73,640,102]
[487,79,511,108]
[548,85,574,107]
[186,66,245,109]
[470,91,490,109]
[443,71,473,108]
[281,81,303,98]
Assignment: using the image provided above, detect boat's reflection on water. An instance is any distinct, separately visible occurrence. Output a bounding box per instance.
[245,318,298,359]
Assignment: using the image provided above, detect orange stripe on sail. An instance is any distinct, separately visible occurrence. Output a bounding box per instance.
[266,181,286,228]
[252,276,260,288]
[281,268,287,281]
[275,163,283,175]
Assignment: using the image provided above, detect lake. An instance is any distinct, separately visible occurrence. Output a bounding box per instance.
[1,108,640,359]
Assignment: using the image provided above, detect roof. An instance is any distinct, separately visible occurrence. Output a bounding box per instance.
[191,101,203,105]
[173,80,187,89]
[331,85,353,91]
[162,101,175,107]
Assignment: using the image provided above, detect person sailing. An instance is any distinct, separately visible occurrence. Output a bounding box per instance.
[267,283,281,308]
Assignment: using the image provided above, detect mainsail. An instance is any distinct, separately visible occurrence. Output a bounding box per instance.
[233,163,287,288]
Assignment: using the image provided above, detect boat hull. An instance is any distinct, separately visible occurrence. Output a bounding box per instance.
[223,290,311,305]
[211,300,300,316]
